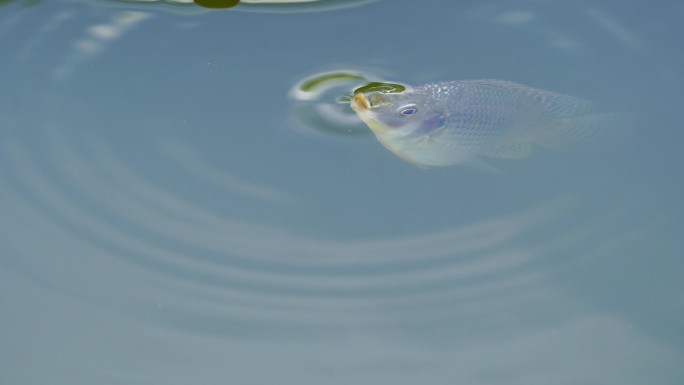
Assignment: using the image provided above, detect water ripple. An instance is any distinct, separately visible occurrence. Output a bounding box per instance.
[0,121,626,334]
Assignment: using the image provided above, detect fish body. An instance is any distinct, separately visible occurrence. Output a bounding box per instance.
[350,79,627,167]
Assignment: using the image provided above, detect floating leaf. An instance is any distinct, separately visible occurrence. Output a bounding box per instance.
[353,81,406,95]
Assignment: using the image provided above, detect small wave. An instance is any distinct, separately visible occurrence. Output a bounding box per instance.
[0,123,635,336]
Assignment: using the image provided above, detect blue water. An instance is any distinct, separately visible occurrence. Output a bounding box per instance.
[1,1,683,384]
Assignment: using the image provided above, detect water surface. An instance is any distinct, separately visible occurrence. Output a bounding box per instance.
[1,1,683,384]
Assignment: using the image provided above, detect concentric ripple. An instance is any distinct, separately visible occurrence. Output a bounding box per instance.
[0,3,654,341]
[0,117,640,337]
[287,70,409,140]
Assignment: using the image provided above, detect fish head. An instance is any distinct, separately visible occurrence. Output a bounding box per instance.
[350,87,452,167]
[350,89,445,138]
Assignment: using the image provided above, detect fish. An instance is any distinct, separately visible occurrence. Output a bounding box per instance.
[350,79,630,167]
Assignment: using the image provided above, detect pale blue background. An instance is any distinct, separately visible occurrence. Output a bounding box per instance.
[1,1,683,384]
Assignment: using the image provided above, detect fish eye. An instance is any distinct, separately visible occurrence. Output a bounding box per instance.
[398,104,418,116]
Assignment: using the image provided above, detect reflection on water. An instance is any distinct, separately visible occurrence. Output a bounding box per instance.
[52,11,149,81]
[90,0,379,12]
[193,0,239,10]
[586,8,644,51]
[15,10,75,63]
[0,0,41,7]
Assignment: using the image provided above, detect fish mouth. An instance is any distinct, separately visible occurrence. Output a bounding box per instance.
[352,93,369,111]
[350,92,394,135]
